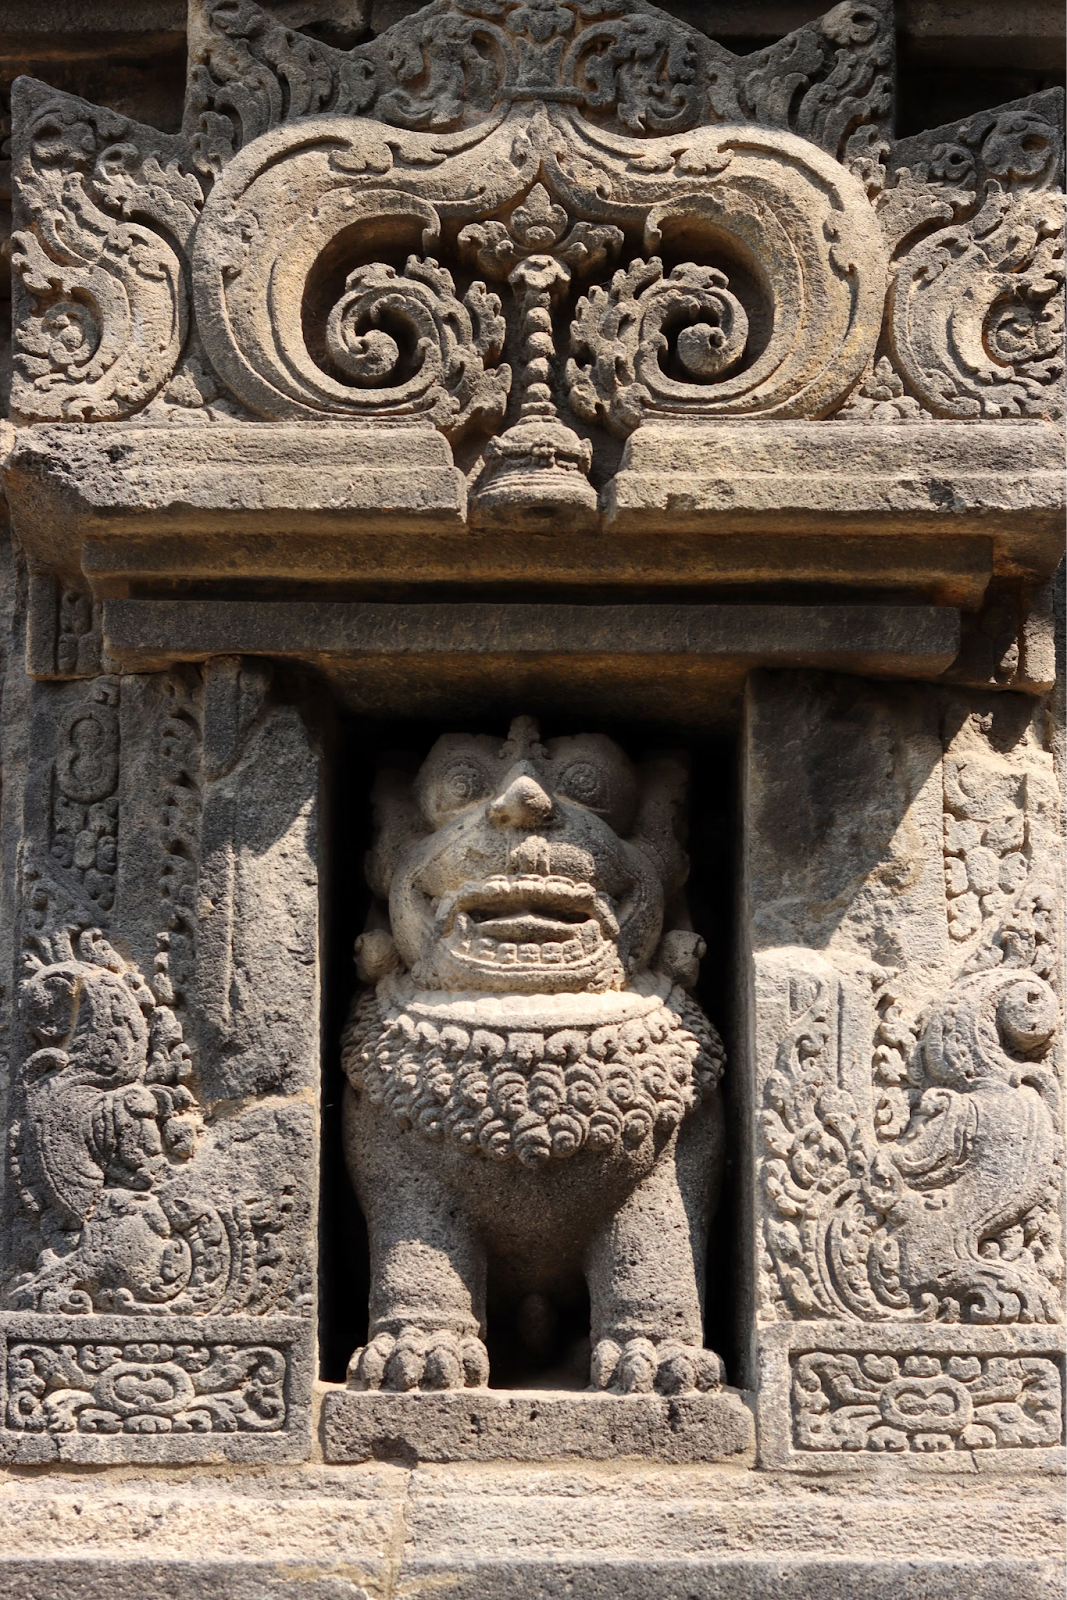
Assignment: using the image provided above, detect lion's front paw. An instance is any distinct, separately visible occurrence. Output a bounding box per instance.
[347,1326,490,1391]
[590,1337,723,1395]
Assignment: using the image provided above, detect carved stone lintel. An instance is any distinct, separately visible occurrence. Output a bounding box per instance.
[7,0,1061,525]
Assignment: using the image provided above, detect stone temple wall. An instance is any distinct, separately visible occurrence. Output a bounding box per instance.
[0,1,1063,1594]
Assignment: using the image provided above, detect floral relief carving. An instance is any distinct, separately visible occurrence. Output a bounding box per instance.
[793,1351,1062,1453]
[568,257,751,435]
[879,91,1065,422]
[8,1338,287,1435]
[10,88,203,424]
[12,0,1060,450]
[759,711,1063,1331]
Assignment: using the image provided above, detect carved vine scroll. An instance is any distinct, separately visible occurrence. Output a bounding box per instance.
[10,0,1063,493]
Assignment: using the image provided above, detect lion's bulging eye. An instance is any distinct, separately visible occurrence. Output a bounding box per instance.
[442,761,487,808]
[558,760,606,809]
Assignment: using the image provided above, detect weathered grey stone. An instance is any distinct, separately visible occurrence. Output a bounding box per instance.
[94,599,961,724]
[0,1313,313,1463]
[0,1460,1061,1597]
[0,423,997,595]
[4,0,1060,599]
[0,0,1063,1572]
[323,1387,754,1463]
[341,718,729,1408]
[605,421,1065,578]
[740,671,1064,1466]
[0,660,322,1462]
[3,423,467,576]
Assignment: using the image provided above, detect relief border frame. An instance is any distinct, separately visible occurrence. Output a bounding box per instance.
[757,1320,1067,1472]
[0,1312,313,1464]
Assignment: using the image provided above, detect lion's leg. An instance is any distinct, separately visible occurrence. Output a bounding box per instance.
[585,1099,724,1394]
[343,1083,489,1390]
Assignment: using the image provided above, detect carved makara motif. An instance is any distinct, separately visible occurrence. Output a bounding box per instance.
[342,717,727,1396]
[760,710,1064,1329]
[6,929,305,1318]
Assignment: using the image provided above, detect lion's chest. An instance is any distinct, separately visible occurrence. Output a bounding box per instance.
[342,976,723,1170]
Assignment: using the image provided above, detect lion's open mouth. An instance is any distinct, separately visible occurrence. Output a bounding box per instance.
[431,875,619,971]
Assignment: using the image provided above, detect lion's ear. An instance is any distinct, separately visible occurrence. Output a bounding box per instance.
[365,765,428,899]
[631,754,690,893]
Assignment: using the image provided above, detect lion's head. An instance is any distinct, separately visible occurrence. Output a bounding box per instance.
[361,716,697,995]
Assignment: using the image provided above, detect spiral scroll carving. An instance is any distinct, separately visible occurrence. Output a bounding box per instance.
[316,257,512,435]
[193,154,512,433]
[567,260,752,435]
[10,87,202,424]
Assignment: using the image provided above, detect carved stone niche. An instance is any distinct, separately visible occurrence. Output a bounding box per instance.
[323,715,753,1463]
[741,672,1065,1471]
[0,659,322,1463]
[1,0,1063,602]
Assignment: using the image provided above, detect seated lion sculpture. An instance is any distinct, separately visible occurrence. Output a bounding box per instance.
[342,716,726,1394]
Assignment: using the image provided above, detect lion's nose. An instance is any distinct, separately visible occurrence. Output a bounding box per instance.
[487,774,555,830]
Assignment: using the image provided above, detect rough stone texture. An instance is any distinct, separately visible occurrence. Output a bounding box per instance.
[340,719,729,1409]
[0,657,323,1461]
[605,421,1065,579]
[324,1387,754,1463]
[741,671,1064,1469]
[0,0,1062,595]
[0,0,1063,1585]
[0,1459,1061,1596]
[95,599,961,724]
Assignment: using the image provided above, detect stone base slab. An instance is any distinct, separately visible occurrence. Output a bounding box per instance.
[0,1458,1060,1599]
[322,1386,755,1463]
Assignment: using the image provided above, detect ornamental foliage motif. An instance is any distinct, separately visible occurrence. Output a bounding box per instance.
[9,0,1063,520]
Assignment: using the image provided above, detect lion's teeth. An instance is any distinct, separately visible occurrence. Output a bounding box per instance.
[473,938,495,958]
[542,944,562,964]
[561,939,583,962]
[519,943,541,963]
[498,943,517,963]
[579,923,599,952]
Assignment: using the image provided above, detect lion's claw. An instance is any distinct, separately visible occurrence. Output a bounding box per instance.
[591,1336,723,1395]
[347,1326,489,1391]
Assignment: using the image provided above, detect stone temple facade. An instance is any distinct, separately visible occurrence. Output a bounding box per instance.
[0,0,1063,1593]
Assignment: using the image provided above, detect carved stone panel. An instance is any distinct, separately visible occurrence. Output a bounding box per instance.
[6,0,1061,558]
[742,671,1065,1468]
[0,660,321,1462]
